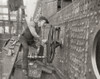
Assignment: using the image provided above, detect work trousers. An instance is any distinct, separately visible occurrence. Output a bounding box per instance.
[19,36,29,72]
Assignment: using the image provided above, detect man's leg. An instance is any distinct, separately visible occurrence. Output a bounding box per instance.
[19,36,29,78]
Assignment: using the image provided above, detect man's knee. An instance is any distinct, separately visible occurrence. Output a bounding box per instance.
[23,45,29,52]
[23,43,28,48]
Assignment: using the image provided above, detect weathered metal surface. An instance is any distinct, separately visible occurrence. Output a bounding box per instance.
[48,0,100,79]
[42,0,57,18]
[67,16,89,79]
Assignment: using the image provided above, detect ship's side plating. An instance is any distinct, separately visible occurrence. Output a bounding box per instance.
[48,0,100,79]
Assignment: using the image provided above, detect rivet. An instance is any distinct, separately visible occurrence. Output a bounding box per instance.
[89,69,92,73]
[90,28,94,33]
[96,20,99,24]
[90,12,93,16]
[86,25,88,29]
[84,14,86,17]
[60,60,62,62]
[87,14,89,17]
[62,61,64,63]
[84,60,87,64]
[83,73,86,76]
[82,22,84,25]
[94,12,97,15]
[75,73,78,78]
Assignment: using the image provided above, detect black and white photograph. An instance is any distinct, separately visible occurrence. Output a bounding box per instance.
[0,0,100,79]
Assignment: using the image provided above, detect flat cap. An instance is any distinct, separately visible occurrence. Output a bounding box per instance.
[39,16,49,23]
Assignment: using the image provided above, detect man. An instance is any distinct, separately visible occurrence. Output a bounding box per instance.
[19,16,49,79]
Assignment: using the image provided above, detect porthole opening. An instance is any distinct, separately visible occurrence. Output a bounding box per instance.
[96,34,100,73]
[92,30,100,79]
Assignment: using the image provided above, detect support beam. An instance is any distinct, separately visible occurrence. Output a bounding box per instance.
[0,13,27,17]
[0,5,26,8]
[16,9,20,35]
[0,13,16,16]
[0,5,8,8]
[0,20,16,22]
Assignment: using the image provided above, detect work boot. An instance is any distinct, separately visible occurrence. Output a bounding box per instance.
[22,69,28,79]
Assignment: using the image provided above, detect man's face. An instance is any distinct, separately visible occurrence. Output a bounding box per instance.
[38,20,46,27]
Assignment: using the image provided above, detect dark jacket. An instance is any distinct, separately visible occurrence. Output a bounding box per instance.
[22,23,41,42]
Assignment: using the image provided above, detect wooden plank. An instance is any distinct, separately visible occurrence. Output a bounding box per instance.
[2,37,21,79]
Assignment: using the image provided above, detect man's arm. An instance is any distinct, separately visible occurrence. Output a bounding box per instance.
[28,21,41,40]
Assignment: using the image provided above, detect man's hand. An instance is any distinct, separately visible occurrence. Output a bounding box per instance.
[42,39,47,43]
[41,39,47,46]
